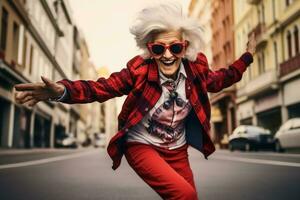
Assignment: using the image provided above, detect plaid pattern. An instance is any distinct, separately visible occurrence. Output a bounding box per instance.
[57,52,253,170]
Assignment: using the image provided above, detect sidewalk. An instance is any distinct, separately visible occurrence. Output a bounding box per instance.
[0,147,99,166]
[216,149,300,158]
[0,146,91,155]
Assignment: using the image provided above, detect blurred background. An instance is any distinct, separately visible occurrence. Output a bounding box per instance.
[0,0,299,152]
[0,1,300,200]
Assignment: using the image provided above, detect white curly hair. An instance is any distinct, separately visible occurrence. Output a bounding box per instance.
[130,2,205,61]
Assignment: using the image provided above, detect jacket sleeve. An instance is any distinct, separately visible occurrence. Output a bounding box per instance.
[202,52,253,93]
[56,68,134,104]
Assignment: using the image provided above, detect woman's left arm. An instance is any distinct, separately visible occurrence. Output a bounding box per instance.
[206,33,256,93]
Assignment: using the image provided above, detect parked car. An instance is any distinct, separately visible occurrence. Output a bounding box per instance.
[56,133,78,148]
[93,133,106,148]
[228,125,274,151]
[274,118,300,152]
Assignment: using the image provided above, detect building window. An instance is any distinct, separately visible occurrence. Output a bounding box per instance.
[12,22,20,63]
[286,0,293,6]
[258,52,266,75]
[261,3,265,23]
[22,36,27,67]
[29,45,34,74]
[273,41,278,69]
[272,0,276,21]
[257,55,261,75]
[294,26,299,55]
[262,52,265,73]
[287,31,292,58]
[257,8,261,23]
[0,7,8,51]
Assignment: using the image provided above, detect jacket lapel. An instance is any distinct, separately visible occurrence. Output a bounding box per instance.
[126,60,162,128]
[147,59,160,84]
[183,59,197,99]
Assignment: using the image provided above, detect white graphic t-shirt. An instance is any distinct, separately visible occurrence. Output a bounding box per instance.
[126,62,192,150]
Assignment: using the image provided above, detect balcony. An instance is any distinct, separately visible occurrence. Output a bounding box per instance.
[237,70,278,97]
[248,23,267,49]
[280,54,300,77]
[247,0,261,5]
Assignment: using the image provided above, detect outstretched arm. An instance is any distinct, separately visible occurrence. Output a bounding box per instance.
[206,33,256,92]
[57,68,134,104]
[206,52,253,92]
[15,76,66,107]
[15,68,134,106]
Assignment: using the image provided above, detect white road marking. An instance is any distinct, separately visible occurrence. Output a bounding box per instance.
[212,155,300,168]
[0,149,99,170]
[256,152,300,158]
[216,150,300,158]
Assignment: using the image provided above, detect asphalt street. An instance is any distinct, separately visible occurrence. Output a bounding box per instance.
[0,147,299,200]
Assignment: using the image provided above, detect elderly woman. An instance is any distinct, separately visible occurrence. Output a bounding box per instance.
[15,3,256,200]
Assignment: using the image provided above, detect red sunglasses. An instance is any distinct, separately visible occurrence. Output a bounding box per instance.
[147,41,188,57]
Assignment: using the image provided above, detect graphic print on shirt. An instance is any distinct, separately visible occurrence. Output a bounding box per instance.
[146,98,192,143]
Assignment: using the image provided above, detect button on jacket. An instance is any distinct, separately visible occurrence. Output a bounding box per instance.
[57,52,253,170]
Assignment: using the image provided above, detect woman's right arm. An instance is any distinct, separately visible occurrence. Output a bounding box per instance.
[15,68,134,106]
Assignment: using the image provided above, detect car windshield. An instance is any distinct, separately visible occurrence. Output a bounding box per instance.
[280,120,293,131]
[233,126,247,134]
[244,126,270,134]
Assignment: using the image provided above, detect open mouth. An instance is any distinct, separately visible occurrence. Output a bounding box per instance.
[160,59,177,66]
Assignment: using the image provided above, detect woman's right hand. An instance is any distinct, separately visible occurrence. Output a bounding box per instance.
[14,76,65,107]
[246,32,256,55]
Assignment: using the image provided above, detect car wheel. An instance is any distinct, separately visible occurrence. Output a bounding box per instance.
[245,143,251,152]
[274,140,284,152]
[229,144,234,151]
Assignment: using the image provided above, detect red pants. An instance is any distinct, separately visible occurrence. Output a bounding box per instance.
[124,142,198,200]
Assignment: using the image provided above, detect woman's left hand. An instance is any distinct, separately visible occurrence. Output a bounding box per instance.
[246,32,256,55]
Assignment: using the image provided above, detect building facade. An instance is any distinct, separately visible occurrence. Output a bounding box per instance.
[0,0,102,149]
[234,0,300,134]
[76,33,102,143]
[69,25,84,143]
[210,0,236,146]
[97,67,118,147]
[189,0,236,146]
[189,0,213,65]
[189,0,215,142]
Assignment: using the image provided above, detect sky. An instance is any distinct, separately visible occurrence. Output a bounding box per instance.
[69,0,191,73]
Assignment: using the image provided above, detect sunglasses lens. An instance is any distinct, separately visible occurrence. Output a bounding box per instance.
[151,44,165,55]
[170,43,184,54]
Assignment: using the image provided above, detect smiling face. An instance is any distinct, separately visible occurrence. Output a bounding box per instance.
[151,30,186,80]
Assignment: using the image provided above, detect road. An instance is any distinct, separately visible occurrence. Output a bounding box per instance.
[0,147,299,200]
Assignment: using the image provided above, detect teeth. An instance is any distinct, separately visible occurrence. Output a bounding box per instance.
[162,60,175,64]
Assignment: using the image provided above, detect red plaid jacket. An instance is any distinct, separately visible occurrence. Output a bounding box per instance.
[58,52,253,170]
